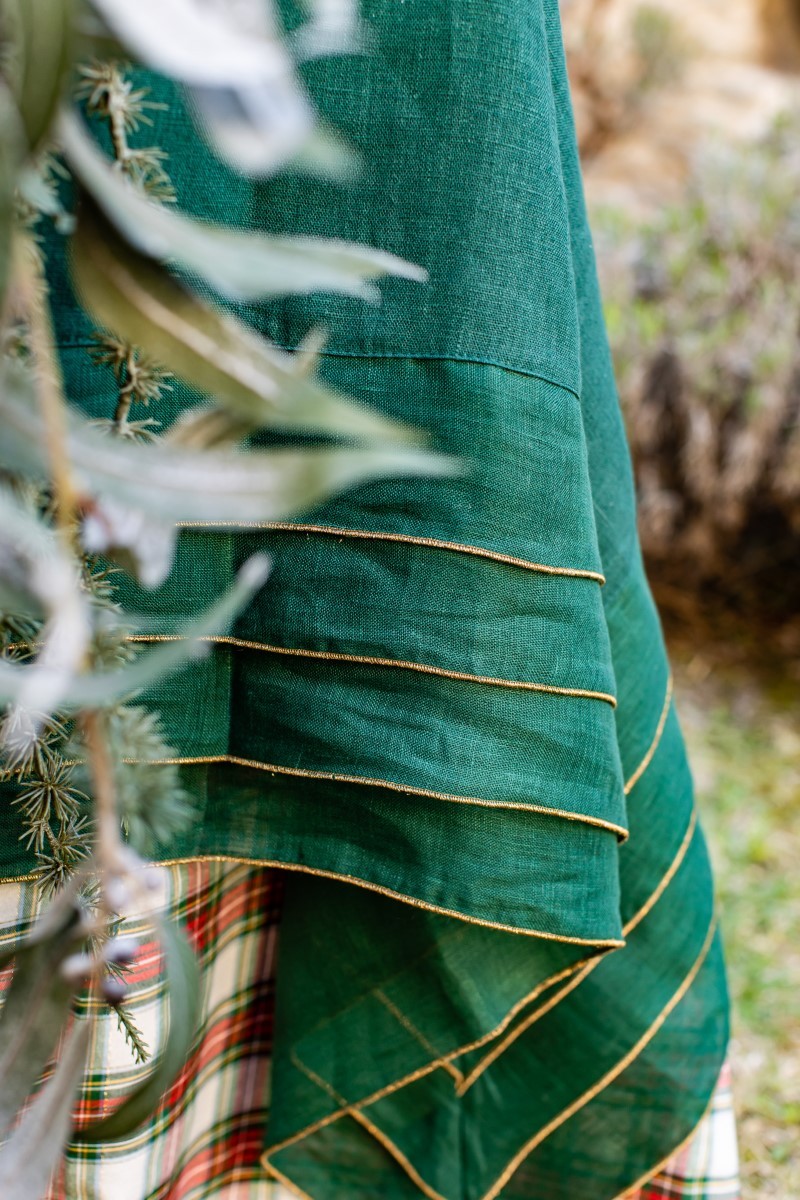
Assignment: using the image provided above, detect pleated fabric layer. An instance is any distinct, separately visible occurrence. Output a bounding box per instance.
[6,0,733,1195]
[0,867,738,1200]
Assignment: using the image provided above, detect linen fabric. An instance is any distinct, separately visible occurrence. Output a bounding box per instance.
[0,867,737,1200]
[626,1063,740,1200]
[2,0,734,1196]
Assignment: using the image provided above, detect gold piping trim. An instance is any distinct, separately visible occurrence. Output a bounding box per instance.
[375,990,462,1085]
[623,810,698,934]
[613,1086,718,1199]
[455,809,699,1094]
[94,753,629,841]
[0,870,42,884]
[4,850,606,1113]
[261,1160,314,1200]
[264,1060,448,1164]
[624,675,673,796]
[446,956,598,1066]
[260,911,717,1200]
[479,915,718,1200]
[285,1052,449,1200]
[289,1045,453,1192]
[261,955,600,1168]
[160,856,622,944]
[128,635,617,707]
[352,1110,448,1200]
[5,852,623,946]
[176,521,606,584]
[291,1050,343,1103]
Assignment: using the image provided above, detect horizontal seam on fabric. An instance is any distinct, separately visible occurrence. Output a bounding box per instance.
[48,752,626,839]
[128,634,617,707]
[55,340,582,398]
[174,521,606,583]
[478,913,719,1200]
[270,347,582,399]
[454,808,699,1094]
[624,675,674,795]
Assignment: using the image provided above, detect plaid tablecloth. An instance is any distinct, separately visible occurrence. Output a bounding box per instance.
[0,861,739,1200]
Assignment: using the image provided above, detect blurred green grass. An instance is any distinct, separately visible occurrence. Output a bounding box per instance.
[675,656,800,1197]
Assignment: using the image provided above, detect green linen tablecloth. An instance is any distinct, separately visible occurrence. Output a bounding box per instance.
[3,1,729,1196]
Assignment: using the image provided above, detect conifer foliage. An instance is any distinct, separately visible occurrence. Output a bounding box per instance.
[0,2,439,1193]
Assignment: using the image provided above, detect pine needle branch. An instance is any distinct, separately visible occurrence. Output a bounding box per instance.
[76,63,174,436]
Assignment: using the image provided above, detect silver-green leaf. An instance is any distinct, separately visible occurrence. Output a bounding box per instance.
[70,203,420,445]
[1,0,76,152]
[87,0,315,176]
[59,111,425,302]
[0,1020,91,1200]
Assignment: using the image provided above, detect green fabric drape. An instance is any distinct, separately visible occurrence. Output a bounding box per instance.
[6,0,730,1196]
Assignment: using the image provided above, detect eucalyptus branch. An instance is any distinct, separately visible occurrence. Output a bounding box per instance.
[0,0,435,1175]
[17,257,78,545]
[79,709,122,922]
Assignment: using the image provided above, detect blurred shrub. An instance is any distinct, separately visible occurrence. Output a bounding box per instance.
[594,116,800,646]
[561,0,686,157]
[760,0,800,71]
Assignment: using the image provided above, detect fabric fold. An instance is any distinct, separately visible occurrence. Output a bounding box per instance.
[25,0,732,1195]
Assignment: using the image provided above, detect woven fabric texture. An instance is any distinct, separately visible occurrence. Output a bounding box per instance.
[0,867,737,1200]
[0,0,735,1196]
[627,1063,740,1200]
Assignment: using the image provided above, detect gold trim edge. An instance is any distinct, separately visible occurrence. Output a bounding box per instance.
[454,809,699,1094]
[176,521,606,584]
[128,635,617,707]
[624,675,674,796]
[47,752,628,841]
[2,853,624,947]
[259,913,718,1200]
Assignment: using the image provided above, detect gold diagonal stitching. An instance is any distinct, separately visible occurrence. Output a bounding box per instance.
[352,1110,449,1200]
[267,956,599,1164]
[454,808,699,1094]
[478,914,718,1200]
[261,1160,314,1200]
[261,912,717,1200]
[259,810,698,1163]
[375,990,463,1085]
[624,675,674,795]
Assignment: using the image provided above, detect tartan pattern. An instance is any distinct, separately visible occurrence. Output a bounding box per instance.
[0,861,289,1200]
[0,862,737,1199]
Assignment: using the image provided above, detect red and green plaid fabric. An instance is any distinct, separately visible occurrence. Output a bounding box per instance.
[0,862,739,1198]
[0,861,284,1200]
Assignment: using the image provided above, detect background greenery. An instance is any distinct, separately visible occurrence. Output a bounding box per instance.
[678,666,799,1197]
